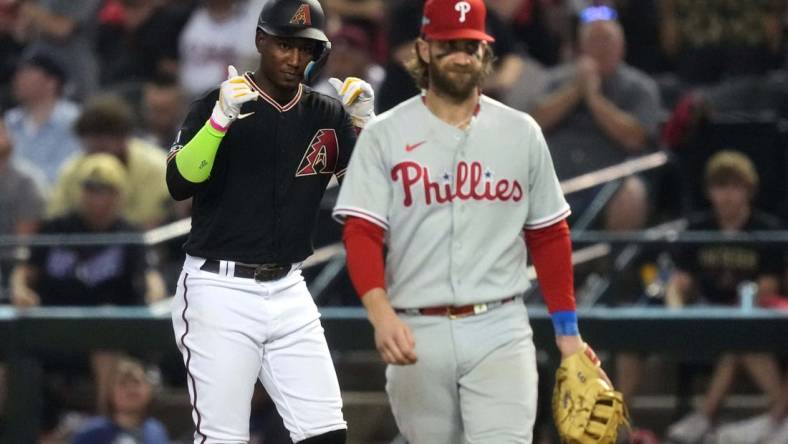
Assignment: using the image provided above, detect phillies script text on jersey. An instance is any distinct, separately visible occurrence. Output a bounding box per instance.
[392,160,524,206]
[334,94,570,305]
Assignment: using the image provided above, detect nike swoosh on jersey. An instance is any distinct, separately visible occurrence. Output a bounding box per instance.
[405,141,426,152]
[237,112,255,119]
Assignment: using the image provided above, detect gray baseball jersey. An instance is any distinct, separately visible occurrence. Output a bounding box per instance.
[333,95,569,309]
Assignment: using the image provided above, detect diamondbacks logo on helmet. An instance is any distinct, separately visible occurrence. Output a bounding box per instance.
[290,4,312,26]
[296,129,338,176]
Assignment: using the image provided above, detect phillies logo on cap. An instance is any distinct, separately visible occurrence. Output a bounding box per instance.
[455,1,471,22]
[421,0,495,42]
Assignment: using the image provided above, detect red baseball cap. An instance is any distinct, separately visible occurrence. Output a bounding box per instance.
[421,0,495,42]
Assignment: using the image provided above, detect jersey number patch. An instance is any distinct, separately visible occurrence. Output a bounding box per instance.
[295,129,338,177]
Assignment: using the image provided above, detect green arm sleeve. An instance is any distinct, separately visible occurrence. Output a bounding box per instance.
[174,121,226,183]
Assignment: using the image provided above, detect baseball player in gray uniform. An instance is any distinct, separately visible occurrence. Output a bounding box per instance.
[333,0,607,442]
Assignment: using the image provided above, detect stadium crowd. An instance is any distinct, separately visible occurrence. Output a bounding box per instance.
[0,0,787,443]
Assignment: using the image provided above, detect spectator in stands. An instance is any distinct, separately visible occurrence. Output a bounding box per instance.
[375,0,423,113]
[10,153,166,415]
[611,0,666,75]
[479,16,526,100]
[714,371,788,444]
[322,0,387,63]
[178,0,250,98]
[140,75,186,149]
[487,0,565,67]
[0,117,45,236]
[312,25,384,99]
[0,118,46,289]
[95,0,191,86]
[552,1,667,74]
[3,52,80,186]
[48,95,171,229]
[495,0,572,113]
[0,0,26,109]
[716,382,788,444]
[324,0,385,27]
[659,0,784,86]
[665,150,785,443]
[71,356,169,444]
[528,7,661,231]
[9,152,166,308]
[12,0,103,100]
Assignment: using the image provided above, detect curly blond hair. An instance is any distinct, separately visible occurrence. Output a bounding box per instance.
[404,40,496,90]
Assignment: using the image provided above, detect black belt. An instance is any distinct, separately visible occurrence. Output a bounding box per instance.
[200,259,292,282]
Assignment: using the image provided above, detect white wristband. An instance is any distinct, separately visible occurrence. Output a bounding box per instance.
[210,102,232,131]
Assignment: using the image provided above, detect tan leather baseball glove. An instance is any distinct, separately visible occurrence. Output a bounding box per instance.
[552,345,629,444]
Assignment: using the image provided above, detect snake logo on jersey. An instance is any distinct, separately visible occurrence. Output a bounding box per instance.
[392,160,524,206]
[296,128,339,176]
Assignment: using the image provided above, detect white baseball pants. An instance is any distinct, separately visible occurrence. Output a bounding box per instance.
[171,255,346,443]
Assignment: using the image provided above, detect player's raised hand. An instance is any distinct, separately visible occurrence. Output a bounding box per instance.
[211,65,259,129]
[329,77,375,128]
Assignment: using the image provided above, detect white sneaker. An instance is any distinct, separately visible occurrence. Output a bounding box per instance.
[666,412,712,444]
[763,417,788,444]
[714,414,773,444]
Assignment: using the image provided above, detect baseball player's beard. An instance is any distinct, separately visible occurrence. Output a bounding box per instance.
[429,63,482,102]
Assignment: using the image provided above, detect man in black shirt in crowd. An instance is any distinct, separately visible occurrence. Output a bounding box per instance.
[665,150,785,443]
[10,153,163,307]
[667,150,784,306]
[10,152,166,420]
[165,0,374,443]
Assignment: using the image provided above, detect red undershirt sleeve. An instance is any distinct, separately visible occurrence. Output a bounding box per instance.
[524,218,579,335]
[342,216,386,298]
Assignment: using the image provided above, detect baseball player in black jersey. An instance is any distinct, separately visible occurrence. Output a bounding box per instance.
[165,0,374,442]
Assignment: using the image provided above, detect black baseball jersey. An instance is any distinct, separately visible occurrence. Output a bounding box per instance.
[166,75,357,264]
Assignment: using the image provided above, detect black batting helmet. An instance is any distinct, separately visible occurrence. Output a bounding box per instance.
[256,0,331,83]
[257,0,328,42]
